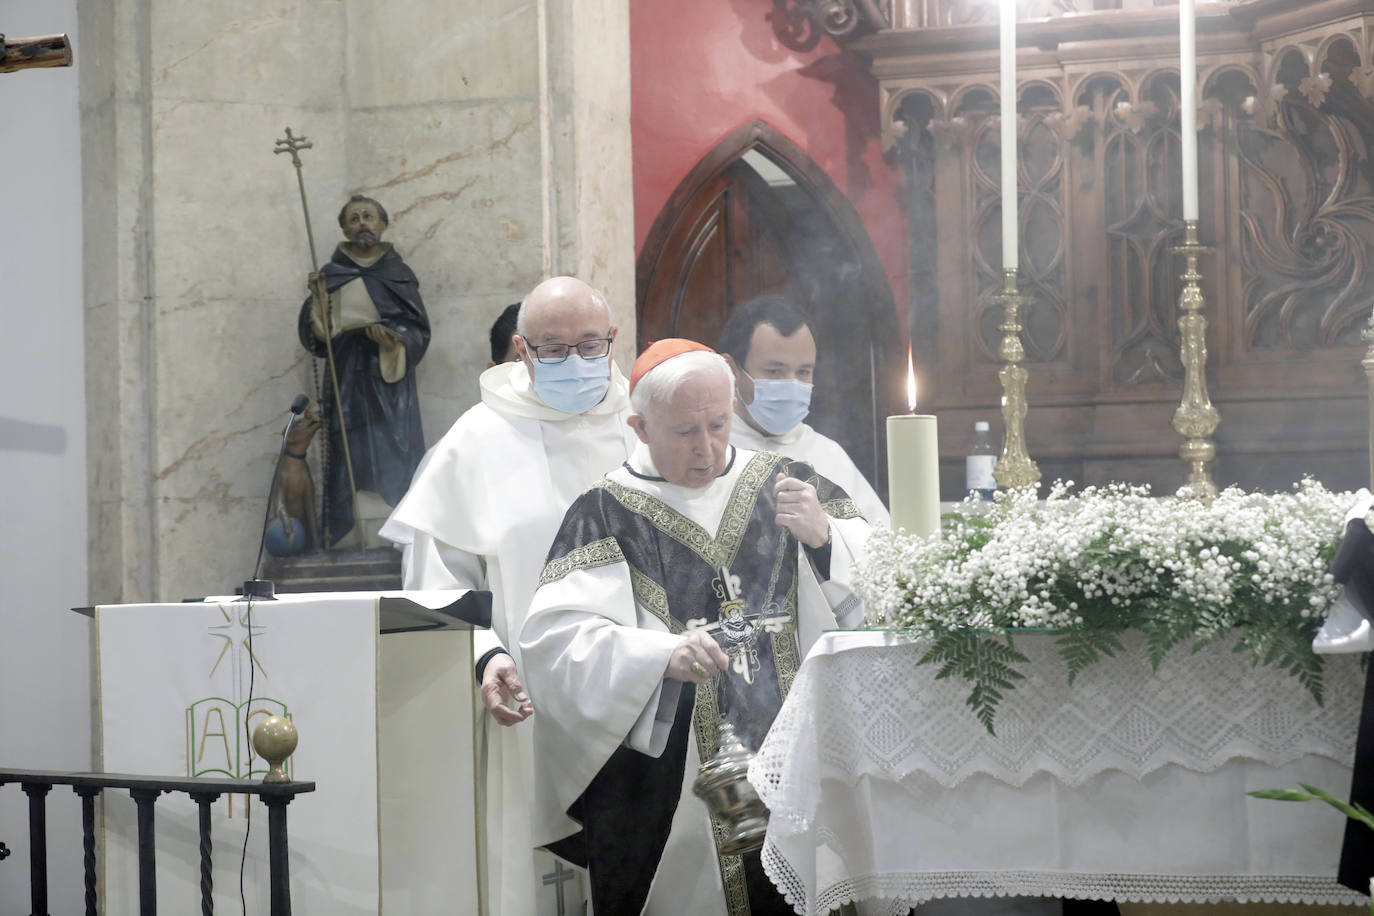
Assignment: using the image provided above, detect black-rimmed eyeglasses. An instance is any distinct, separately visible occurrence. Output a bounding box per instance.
[527,337,613,364]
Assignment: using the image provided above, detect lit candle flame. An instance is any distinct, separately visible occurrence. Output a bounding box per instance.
[906,348,917,413]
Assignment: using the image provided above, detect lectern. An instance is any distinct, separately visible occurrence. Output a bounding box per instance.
[91,590,489,914]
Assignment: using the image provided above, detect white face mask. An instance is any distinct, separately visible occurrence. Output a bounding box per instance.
[744,375,813,435]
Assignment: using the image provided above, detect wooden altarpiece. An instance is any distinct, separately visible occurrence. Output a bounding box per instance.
[821,0,1374,496]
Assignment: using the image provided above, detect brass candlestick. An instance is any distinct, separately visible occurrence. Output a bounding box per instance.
[992,269,1041,489]
[1171,221,1220,502]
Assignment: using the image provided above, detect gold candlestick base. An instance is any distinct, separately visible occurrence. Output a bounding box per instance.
[992,269,1041,490]
[1170,221,1220,503]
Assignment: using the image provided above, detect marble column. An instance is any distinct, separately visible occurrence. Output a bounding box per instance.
[79,0,634,603]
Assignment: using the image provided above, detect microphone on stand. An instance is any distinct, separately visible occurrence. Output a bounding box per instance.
[241,394,311,600]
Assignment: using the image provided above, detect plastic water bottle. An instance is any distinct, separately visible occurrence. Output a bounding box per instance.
[966,421,996,501]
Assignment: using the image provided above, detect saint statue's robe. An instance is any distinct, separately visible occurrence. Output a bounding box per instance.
[730,419,890,529]
[520,445,870,916]
[379,359,635,916]
[297,242,431,546]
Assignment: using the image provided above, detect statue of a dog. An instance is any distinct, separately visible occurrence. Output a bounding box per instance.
[267,405,322,554]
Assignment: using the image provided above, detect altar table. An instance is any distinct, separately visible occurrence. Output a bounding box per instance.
[749,629,1368,915]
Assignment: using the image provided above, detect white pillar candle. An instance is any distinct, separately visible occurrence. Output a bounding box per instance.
[887,359,941,539]
[888,415,942,539]
[1180,0,1199,220]
[1000,0,1018,270]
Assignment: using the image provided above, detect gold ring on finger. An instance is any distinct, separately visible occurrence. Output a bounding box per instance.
[690,661,708,677]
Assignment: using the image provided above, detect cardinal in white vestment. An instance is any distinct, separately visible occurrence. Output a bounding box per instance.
[716,294,889,529]
[520,340,870,916]
[380,276,636,916]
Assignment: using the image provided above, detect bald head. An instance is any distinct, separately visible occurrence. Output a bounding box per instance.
[516,277,613,343]
[513,278,619,407]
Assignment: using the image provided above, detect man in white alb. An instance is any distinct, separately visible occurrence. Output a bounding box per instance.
[718,294,889,528]
[520,339,870,915]
[380,276,635,915]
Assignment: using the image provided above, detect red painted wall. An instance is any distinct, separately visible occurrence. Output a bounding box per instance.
[630,0,910,328]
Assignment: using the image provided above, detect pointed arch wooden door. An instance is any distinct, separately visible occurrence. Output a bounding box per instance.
[636,120,902,496]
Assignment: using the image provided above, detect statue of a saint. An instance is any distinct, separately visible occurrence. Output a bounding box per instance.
[297,195,430,547]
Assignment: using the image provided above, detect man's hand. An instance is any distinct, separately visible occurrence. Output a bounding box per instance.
[364,324,398,347]
[480,654,534,726]
[666,629,730,684]
[774,472,830,548]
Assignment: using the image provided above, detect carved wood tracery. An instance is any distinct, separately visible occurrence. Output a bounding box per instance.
[858,0,1374,495]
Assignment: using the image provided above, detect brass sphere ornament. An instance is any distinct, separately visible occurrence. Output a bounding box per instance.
[251,715,298,784]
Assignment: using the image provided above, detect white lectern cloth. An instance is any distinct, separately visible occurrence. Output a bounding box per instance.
[97,591,479,915]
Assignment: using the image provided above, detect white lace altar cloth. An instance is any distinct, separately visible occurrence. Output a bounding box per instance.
[749,629,1367,914]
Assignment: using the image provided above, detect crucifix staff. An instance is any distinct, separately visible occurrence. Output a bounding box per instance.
[274,127,364,550]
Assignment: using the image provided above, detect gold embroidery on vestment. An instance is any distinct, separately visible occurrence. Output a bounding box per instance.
[628,565,682,635]
[593,452,783,571]
[537,537,624,587]
[820,497,861,520]
[691,583,803,916]
[769,583,801,701]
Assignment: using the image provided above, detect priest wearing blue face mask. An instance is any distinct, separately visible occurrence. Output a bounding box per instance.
[515,297,618,412]
[719,295,890,528]
[380,276,634,916]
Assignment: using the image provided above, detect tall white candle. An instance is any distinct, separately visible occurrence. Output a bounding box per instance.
[887,356,941,539]
[888,415,941,539]
[1179,0,1199,220]
[1000,0,1018,270]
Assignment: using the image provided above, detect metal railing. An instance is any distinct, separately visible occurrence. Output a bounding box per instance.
[0,768,315,916]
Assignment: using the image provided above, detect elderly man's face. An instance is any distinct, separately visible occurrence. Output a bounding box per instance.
[514,278,616,376]
[631,368,734,488]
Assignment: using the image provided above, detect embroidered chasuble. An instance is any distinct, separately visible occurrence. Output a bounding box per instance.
[528,448,864,916]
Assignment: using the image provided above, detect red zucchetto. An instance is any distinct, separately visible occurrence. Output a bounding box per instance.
[629,338,715,395]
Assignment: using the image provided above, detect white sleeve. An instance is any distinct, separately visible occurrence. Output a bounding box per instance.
[522,563,684,742]
[404,531,507,661]
[626,678,685,757]
[521,562,687,826]
[403,530,486,590]
[823,515,870,627]
[794,515,871,653]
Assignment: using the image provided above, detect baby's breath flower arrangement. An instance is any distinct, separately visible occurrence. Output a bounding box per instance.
[855,479,1349,732]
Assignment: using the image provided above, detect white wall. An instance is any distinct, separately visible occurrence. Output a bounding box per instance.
[0,1,90,911]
